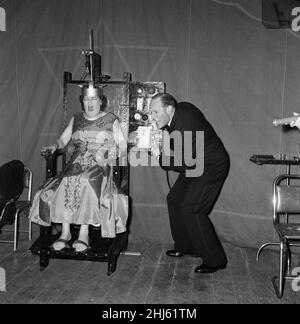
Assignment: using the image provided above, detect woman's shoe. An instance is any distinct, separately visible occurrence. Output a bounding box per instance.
[72,239,90,253]
[50,238,71,251]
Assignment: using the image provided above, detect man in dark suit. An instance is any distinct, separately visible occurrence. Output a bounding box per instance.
[150,93,230,274]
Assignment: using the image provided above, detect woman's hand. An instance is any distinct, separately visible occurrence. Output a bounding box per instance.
[41,143,59,154]
[96,145,117,166]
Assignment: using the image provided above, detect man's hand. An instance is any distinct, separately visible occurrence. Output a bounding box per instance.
[290,112,300,129]
[151,137,160,158]
[151,129,163,159]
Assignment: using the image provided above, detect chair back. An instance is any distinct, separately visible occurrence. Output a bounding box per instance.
[0,160,24,202]
[273,174,300,223]
[275,186,300,213]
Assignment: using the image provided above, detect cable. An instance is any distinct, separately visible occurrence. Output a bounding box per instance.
[166,170,172,190]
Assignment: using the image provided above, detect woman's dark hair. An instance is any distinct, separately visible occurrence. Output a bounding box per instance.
[151,93,177,108]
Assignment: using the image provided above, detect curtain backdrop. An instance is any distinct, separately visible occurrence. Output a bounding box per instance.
[1,0,300,248]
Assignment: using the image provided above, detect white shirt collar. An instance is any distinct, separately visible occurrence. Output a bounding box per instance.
[168,109,175,127]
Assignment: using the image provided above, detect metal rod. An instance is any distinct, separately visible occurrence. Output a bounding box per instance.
[89,29,94,83]
[90,55,94,83]
[89,29,94,52]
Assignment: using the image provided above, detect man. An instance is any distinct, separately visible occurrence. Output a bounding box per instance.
[150,93,230,274]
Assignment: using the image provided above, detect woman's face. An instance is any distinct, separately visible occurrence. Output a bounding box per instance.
[83,96,102,118]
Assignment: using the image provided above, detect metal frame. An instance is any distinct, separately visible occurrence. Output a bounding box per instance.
[0,167,33,251]
[257,174,300,298]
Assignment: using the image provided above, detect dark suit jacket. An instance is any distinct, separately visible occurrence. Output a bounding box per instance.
[159,102,229,183]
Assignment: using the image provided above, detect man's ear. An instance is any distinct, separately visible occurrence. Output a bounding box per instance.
[166,105,173,115]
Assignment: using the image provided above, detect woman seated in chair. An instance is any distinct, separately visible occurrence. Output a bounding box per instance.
[29,83,128,252]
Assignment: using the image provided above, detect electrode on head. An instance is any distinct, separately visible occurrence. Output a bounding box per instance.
[81,82,102,97]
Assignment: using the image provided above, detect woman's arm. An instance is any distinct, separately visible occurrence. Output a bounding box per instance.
[42,117,74,153]
[57,117,74,148]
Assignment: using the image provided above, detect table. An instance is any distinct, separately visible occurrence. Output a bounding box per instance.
[250,154,300,174]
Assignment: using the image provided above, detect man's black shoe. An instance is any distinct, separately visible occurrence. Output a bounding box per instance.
[194,264,226,274]
[166,250,185,257]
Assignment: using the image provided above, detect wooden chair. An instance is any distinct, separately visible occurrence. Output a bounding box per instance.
[30,150,128,275]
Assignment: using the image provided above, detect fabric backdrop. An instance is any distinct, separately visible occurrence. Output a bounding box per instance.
[1,0,300,248]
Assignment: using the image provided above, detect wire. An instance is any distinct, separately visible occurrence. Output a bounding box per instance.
[166,170,172,190]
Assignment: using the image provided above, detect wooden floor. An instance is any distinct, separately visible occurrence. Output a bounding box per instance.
[0,232,299,304]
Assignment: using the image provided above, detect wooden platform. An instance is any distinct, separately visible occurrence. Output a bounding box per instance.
[0,232,299,304]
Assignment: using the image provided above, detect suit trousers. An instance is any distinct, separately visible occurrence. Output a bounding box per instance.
[167,173,227,267]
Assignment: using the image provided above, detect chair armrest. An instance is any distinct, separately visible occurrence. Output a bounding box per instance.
[41,149,66,180]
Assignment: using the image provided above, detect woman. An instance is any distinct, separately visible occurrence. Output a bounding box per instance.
[30,83,128,252]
